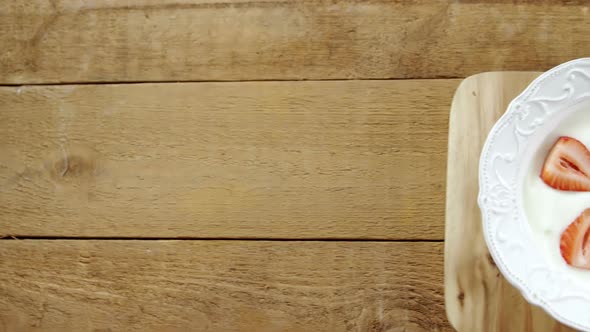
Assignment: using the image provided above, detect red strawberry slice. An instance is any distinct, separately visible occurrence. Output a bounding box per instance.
[540,136,590,191]
[561,208,590,269]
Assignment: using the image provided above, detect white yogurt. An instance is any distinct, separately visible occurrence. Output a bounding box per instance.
[524,109,590,283]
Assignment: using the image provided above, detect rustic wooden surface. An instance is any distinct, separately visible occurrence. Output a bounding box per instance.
[0,240,450,331]
[0,80,454,239]
[2,0,588,331]
[444,72,577,332]
[3,1,590,84]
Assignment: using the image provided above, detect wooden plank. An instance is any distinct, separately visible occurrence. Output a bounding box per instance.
[0,240,451,331]
[2,1,590,83]
[0,79,454,239]
[444,72,576,331]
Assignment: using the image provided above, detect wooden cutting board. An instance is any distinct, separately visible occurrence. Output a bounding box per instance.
[444,72,579,332]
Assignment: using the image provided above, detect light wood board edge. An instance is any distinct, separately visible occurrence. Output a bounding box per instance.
[444,72,578,332]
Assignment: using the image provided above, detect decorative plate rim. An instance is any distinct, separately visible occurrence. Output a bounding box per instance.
[479,57,590,331]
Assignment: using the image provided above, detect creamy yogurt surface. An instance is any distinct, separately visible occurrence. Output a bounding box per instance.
[523,108,590,283]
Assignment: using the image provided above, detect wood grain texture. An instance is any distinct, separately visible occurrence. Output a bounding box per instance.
[0,79,454,239]
[0,240,451,331]
[2,1,590,83]
[444,72,577,331]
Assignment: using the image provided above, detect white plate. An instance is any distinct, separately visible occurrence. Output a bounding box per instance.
[479,58,590,331]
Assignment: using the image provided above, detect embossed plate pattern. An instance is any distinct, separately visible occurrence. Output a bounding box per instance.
[479,58,590,331]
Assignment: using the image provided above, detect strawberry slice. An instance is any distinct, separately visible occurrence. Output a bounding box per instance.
[540,136,590,191]
[561,208,590,269]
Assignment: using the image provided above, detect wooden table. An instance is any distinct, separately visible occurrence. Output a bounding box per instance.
[1,1,589,331]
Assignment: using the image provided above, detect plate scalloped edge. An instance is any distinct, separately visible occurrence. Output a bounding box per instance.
[478,57,590,332]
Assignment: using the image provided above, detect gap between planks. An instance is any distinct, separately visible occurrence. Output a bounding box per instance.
[0,76,464,87]
[0,236,444,242]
